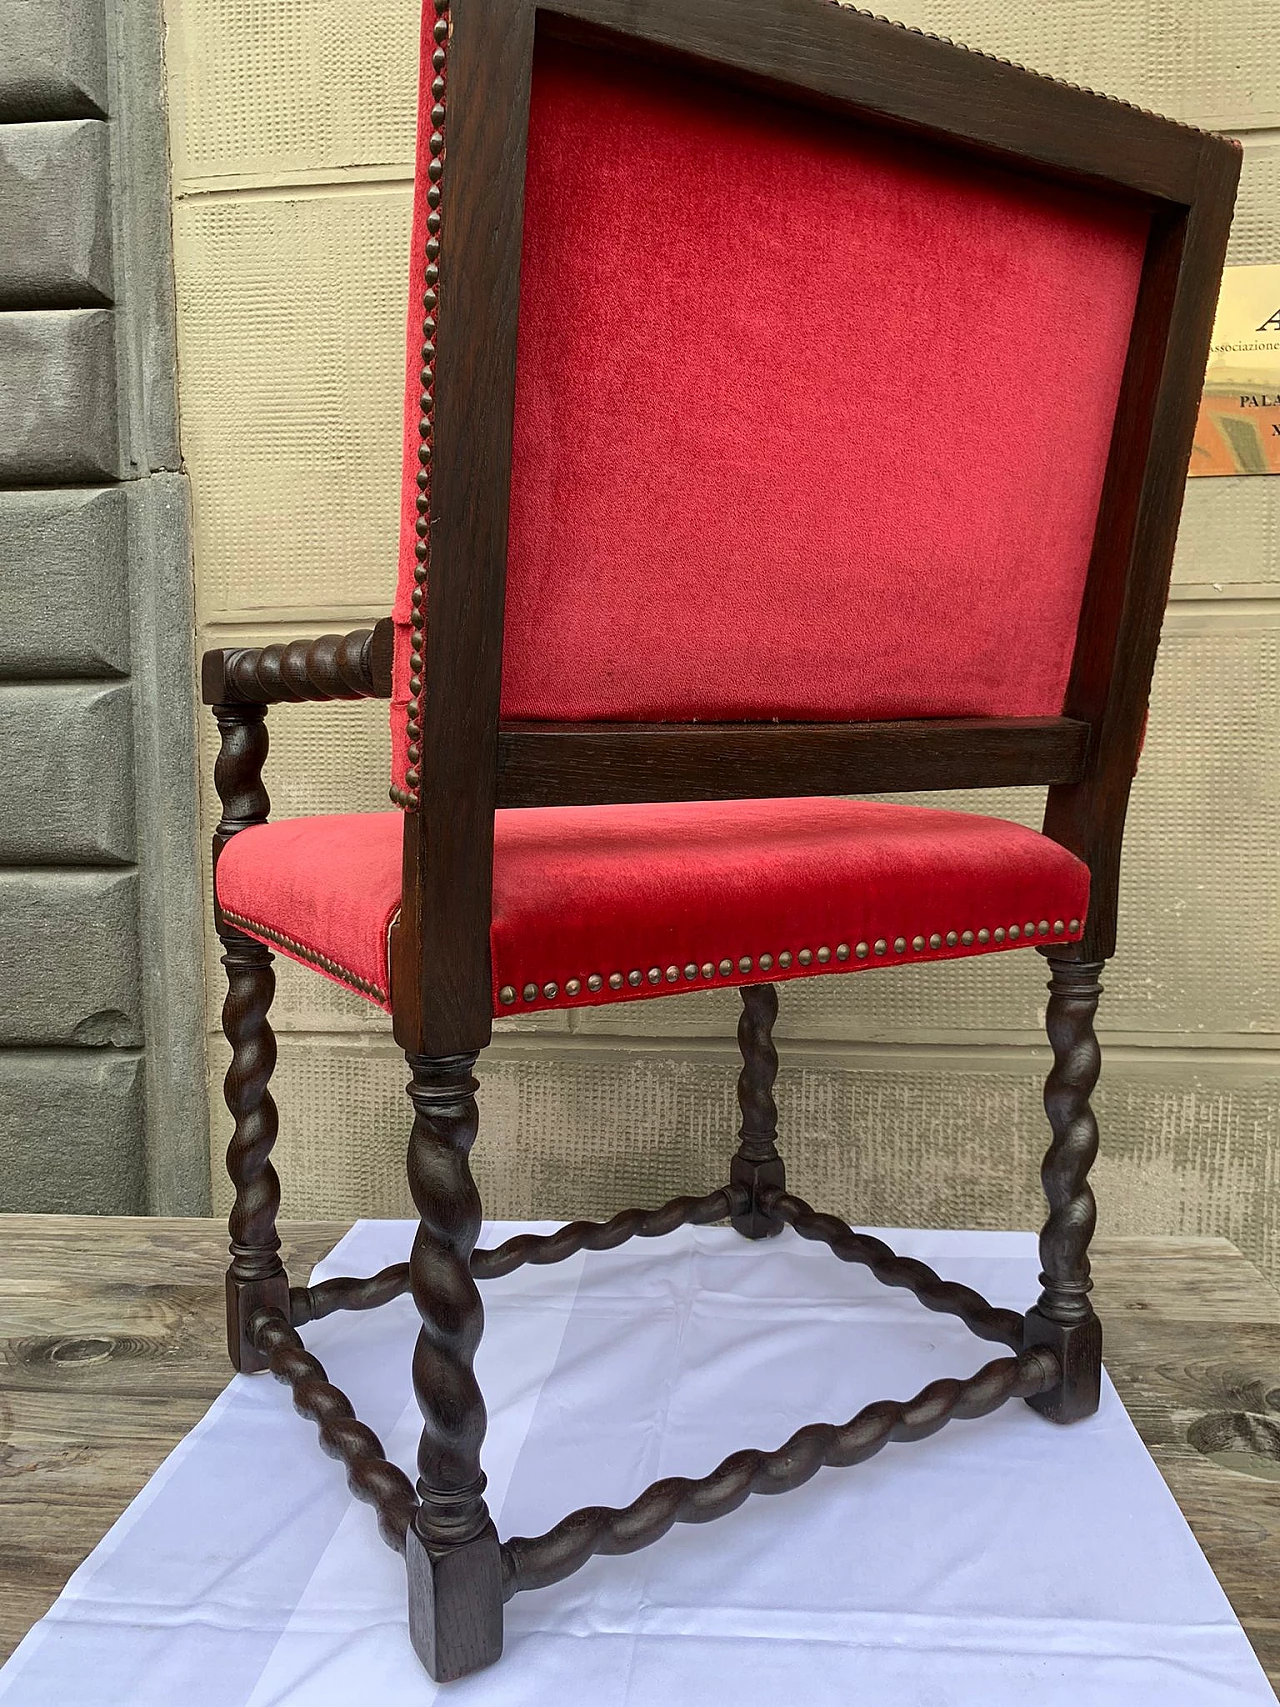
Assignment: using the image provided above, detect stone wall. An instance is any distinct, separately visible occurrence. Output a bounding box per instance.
[0,0,207,1213]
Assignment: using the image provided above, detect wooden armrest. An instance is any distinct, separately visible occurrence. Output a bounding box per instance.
[202,619,394,706]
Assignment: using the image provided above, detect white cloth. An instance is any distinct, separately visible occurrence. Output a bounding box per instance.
[1,1221,1272,1706]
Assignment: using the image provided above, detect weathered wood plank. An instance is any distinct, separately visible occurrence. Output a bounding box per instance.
[1093,1236,1280,1324]
[0,1214,344,1279]
[0,1217,343,1663]
[0,1219,1276,1692]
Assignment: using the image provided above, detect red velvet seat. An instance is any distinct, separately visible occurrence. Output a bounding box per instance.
[215,799,1087,1014]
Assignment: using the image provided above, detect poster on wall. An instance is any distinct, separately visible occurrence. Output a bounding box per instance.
[1190,262,1280,476]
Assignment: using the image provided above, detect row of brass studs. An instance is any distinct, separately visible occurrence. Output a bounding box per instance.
[391,0,451,813]
[221,909,390,1005]
[497,917,1083,1004]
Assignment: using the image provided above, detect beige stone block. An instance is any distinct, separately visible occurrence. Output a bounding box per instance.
[164,0,419,191]
[1116,614,1280,1040]
[1174,478,1280,594]
[174,190,410,624]
[1226,140,1280,268]
[208,1034,1280,1283]
[164,0,1278,193]
[867,0,1280,130]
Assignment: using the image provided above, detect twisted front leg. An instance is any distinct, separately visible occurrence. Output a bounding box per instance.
[221,935,289,1369]
[1025,958,1105,1423]
[730,983,785,1238]
[404,1053,503,1681]
[213,699,289,1371]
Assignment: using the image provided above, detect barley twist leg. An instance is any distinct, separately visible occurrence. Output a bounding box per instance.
[221,935,289,1370]
[730,983,785,1238]
[213,698,289,1372]
[1025,958,1105,1422]
[404,1053,503,1681]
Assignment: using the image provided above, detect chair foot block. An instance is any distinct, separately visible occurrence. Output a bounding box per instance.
[226,1270,290,1373]
[407,1520,504,1682]
[728,1155,785,1239]
[1022,1307,1102,1423]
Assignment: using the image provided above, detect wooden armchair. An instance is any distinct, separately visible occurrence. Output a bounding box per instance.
[201,0,1237,1681]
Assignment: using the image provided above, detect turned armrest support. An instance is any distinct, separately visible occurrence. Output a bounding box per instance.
[207,621,393,876]
[202,619,394,706]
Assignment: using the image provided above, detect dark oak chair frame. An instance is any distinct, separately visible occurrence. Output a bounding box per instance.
[201,0,1238,1682]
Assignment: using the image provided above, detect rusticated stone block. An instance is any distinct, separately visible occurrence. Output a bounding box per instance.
[0,487,129,679]
[0,0,108,121]
[0,682,135,863]
[0,1049,144,1212]
[0,870,141,1047]
[0,120,111,306]
[0,309,120,482]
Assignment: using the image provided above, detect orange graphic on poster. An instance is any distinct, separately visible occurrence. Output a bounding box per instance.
[1190,263,1280,477]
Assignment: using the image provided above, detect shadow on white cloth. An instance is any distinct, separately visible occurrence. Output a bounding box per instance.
[0,1221,1272,1706]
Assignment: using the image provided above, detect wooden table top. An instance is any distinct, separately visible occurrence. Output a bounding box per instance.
[1,1217,1277,1690]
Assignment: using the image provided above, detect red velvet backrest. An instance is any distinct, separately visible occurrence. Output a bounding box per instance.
[392,29,1149,792]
